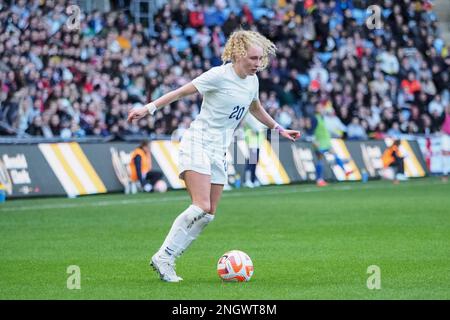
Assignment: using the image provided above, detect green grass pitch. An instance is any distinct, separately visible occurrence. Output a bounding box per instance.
[1,177,449,299]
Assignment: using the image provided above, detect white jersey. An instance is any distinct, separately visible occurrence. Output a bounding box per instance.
[190,63,259,149]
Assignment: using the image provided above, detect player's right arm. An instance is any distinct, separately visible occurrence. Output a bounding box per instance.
[127,83,198,123]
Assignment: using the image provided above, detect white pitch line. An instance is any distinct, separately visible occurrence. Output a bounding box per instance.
[0,180,442,213]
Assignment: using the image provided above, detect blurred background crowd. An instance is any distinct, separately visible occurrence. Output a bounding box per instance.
[0,0,449,140]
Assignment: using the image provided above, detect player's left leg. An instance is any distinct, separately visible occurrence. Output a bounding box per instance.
[209,153,227,213]
[330,148,353,178]
[210,183,224,214]
[156,171,214,259]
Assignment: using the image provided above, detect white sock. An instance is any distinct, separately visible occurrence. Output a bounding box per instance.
[245,170,251,183]
[157,205,214,260]
[443,154,450,176]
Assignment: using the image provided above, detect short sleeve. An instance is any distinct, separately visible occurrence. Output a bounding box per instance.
[252,75,259,101]
[191,66,223,95]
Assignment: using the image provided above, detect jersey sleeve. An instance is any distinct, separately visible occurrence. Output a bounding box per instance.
[191,66,223,95]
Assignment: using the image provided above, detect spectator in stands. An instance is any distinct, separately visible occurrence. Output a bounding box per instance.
[309,103,353,187]
[387,122,402,138]
[324,108,347,139]
[0,0,449,141]
[401,72,422,95]
[428,95,445,116]
[25,115,44,136]
[347,117,368,140]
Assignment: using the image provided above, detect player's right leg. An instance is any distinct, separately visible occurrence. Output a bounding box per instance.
[442,134,450,182]
[315,149,328,186]
[244,157,254,188]
[250,148,260,186]
[442,150,450,182]
[390,163,400,184]
[151,171,214,282]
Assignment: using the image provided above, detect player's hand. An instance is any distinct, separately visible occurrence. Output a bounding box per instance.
[127,106,149,123]
[280,129,301,142]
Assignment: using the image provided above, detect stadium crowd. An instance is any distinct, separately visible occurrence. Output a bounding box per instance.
[0,0,449,140]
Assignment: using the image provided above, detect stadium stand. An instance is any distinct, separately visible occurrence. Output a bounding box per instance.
[0,0,449,140]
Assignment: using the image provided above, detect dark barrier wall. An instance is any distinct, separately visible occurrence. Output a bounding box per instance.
[345,140,387,178]
[0,139,427,198]
[0,145,65,197]
[408,139,428,170]
[82,142,136,191]
[278,139,426,183]
[279,141,322,182]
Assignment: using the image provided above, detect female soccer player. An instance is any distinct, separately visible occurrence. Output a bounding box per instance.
[128,30,301,282]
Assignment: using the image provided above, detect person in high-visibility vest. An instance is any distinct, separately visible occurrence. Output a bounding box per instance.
[310,104,353,187]
[129,140,163,192]
[382,139,407,183]
[243,119,265,188]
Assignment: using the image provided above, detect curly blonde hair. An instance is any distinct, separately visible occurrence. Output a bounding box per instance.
[221,30,277,71]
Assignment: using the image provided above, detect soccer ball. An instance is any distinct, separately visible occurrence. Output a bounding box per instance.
[381,167,395,180]
[217,250,254,282]
[153,180,168,193]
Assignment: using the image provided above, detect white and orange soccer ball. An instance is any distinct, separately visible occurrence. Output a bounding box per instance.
[217,250,254,282]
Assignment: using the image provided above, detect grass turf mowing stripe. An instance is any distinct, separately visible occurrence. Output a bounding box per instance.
[0,178,445,213]
[0,178,449,299]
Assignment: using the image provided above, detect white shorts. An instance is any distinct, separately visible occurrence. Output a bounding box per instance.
[178,130,228,185]
[442,133,450,152]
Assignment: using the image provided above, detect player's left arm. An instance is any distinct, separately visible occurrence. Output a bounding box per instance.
[249,99,301,142]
